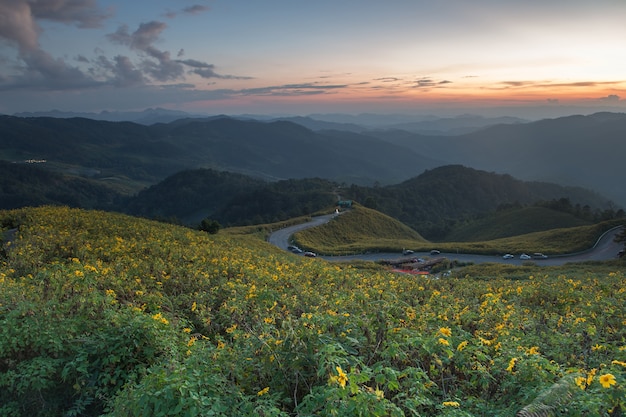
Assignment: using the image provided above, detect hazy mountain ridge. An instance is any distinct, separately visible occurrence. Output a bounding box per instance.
[366,112,626,206]
[1,112,624,209]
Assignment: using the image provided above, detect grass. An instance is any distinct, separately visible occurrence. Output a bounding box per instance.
[443,206,591,242]
[284,204,624,256]
[292,204,427,255]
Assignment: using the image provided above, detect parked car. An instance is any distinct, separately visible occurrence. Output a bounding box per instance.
[402,249,414,255]
[520,253,531,260]
[430,250,441,255]
[303,251,317,258]
[533,252,548,259]
[288,245,303,254]
[502,254,514,259]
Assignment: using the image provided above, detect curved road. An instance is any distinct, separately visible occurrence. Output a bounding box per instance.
[268,214,624,266]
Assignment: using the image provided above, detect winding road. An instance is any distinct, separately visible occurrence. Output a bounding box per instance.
[268,213,624,266]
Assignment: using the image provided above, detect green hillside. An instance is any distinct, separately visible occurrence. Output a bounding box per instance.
[443,206,592,242]
[289,203,623,256]
[1,207,624,416]
[344,165,617,240]
[293,204,427,255]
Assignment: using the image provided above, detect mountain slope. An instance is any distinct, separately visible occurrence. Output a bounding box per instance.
[369,112,626,206]
[342,165,615,240]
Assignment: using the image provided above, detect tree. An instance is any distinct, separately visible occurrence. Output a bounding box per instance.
[199,218,221,234]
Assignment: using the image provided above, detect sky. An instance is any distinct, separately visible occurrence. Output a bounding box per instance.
[1,0,626,119]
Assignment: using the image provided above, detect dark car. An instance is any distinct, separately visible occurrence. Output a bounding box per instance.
[430,250,441,255]
[288,245,303,254]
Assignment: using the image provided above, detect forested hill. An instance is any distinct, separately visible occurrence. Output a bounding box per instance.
[367,112,626,207]
[1,162,616,240]
[0,115,439,188]
[120,165,617,240]
[2,112,625,206]
[342,165,618,240]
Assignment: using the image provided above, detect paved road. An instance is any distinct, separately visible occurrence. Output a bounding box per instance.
[268,214,625,266]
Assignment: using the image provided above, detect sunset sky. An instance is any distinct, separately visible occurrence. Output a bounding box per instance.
[1,0,625,118]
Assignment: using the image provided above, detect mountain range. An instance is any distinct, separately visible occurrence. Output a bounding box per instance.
[1,111,624,211]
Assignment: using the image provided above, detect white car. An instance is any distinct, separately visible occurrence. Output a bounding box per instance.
[502,254,514,259]
[520,253,531,260]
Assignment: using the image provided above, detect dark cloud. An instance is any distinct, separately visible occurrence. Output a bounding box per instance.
[0,1,249,95]
[29,0,111,28]
[374,77,401,82]
[164,4,209,19]
[0,0,110,53]
[599,94,620,102]
[111,55,146,87]
[0,0,110,91]
[108,21,187,82]
[182,5,209,15]
[413,78,451,89]
[107,21,167,51]
[240,83,347,97]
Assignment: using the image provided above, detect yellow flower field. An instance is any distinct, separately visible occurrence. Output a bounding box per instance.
[0,206,624,416]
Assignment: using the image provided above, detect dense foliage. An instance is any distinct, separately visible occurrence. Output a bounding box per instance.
[344,166,620,240]
[1,207,624,416]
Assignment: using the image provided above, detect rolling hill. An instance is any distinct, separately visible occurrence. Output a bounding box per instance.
[367,112,626,207]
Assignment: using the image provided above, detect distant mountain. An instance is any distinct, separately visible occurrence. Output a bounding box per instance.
[367,112,626,207]
[1,112,625,209]
[380,114,528,135]
[13,107,202,125]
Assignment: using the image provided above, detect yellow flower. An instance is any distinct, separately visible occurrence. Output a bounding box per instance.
[457,341,468,351]
[191,301,197,312]
[438,338,450,346]
[442,401,460,407]
[592,344,604,351]
[587,368,597,386]
[257,387,270,396]
[599,373,616,388]
[527,346,540,355]
[612,360,626,368]
[574,376,587,390]
[439,327,452,337]
[335,366,348,388]
[506,357,518,373]
[183,327,191,333]
[374,386,384,400]
[151,312,169,325]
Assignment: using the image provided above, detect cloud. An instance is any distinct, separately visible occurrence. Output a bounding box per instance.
[182,5,209,15]
[598,94,620,102]
[413,78,452,89]
[0,0,110,53]
[239,83,348,97]
[107,22,246,82]
[165,4,209,19]
[0,0,111,91]
[177,59,253,80]
[108,21,187,82]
